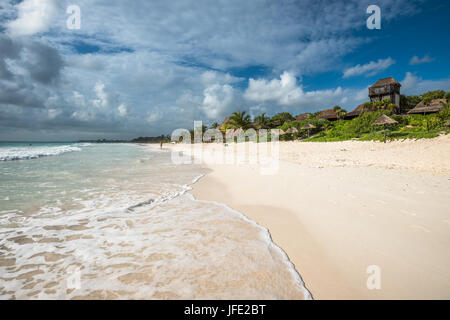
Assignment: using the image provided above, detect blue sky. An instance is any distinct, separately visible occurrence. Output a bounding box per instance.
[0,0,449,141]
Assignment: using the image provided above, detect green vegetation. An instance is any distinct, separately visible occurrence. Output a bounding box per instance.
[228,111,251,129]
[216,90,450,143]
[303,103,450,142]
[270,112,295,127]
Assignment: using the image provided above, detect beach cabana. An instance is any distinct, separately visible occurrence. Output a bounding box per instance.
[295,113,311,121]
[316,109,339,121]
[407,99,446,115]
[345,103,372,119]
[301,123,316,138]
[372,114,398,143]
[286,128,299,134]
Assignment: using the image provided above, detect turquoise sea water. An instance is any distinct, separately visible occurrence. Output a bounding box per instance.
[0,143,310,299]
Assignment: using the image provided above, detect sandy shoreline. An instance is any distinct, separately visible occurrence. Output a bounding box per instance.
[164,136,450,299]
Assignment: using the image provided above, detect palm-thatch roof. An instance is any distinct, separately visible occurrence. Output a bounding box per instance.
[295,113,311,121]
[407,99,446,114]
[369,77,401,88]
[372,114,398,126]
[301,124,316,130]
[444,120,450,126]
[316,109,339,120]
[285,127,299,134]
[345,103,372,119]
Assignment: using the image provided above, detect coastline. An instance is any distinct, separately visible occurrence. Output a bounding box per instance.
[165,136,450,299]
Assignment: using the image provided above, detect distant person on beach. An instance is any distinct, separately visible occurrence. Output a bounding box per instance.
[160,141,163,149]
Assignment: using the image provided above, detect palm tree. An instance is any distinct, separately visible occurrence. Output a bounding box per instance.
[254,113,270,129]
[229,110,251,129]
[210,122,220,129]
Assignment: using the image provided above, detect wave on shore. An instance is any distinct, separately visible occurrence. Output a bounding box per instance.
[0,145,82,161]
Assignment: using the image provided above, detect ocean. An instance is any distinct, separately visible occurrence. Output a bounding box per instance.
[0,142,310,299]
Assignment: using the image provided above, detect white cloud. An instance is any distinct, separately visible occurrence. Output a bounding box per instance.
[343,58,395,78]
[401,72,450,95]
[409,55,434,65]
[201,84,234,119]
[7,0,57,36]
[147,110,163,123]
[92,82,109,109]
[354,87,369,102]
[244,72,302,105]
[47,108,62,119]
[0,0,428,140]
[244,71,347,110]
[118,103,128,117]
[72,91,86,107]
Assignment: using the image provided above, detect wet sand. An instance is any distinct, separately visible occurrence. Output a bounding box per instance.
[168,135,450,299]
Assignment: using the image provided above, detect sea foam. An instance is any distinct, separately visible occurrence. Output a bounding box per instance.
[0,145,81,161]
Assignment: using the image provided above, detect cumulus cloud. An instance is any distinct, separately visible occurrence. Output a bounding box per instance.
[6,0,58,36]
[147,110,164,124]
[92,82,109,109]
[201,84,235,119]
[0,0,431,140]
[118,103,128,117]
[343,58,395,78]
[409,55,434,65]
[401,72,450,95]
[244,72,303,105]
[244,71,348,112]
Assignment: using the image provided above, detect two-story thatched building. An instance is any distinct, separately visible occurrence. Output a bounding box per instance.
[369,77,401,109]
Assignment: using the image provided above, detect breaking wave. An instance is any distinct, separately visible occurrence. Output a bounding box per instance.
[0,145,82,161]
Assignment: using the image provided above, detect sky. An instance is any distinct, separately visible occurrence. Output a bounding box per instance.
[0,0,449,141]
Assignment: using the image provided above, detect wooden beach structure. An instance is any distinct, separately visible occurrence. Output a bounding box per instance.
[301,123,316,138]
[345,103,372,119]
[295,113,312,121]
[407,99,446,115]
[372,114,398,143]
[316,109,339,121]
[369,77,401,109]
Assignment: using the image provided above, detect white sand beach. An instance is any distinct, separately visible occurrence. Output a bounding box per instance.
[168,135,450,299]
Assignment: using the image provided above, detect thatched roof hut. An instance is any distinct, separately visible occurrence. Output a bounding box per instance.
[286,127,299,134]
[369,77,401,109]
[372,114,398,126]
[301,124,316,130]
[372,114,398,143]
[301,123,316,138]
[369,77,401,89]
[295,113,311,121]
[407,99,446,114]
[345,103,371,119]
[316,109,339,121]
